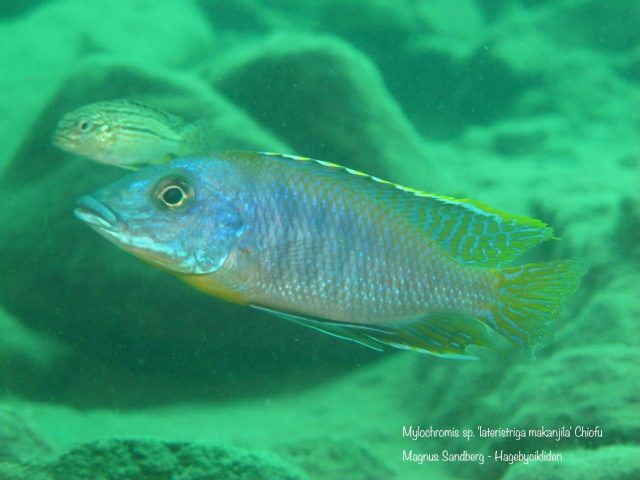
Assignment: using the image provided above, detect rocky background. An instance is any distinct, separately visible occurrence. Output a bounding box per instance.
[0,0,638,479]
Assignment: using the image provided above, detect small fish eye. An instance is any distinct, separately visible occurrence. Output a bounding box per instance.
[78,120,91,131]
[159,184,188,208]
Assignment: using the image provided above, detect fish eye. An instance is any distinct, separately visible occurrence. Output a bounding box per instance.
[161,185,186,206]
[78,120,92,132]
[155,177,193,209]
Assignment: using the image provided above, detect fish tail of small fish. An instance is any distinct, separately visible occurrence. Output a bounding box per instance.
[485,259,588,353]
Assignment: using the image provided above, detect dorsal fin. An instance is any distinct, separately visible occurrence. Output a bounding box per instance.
[258,152,554,267]
[395,193,554,266]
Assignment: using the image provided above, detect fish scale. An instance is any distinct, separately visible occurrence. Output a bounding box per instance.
[242,157,493,322]
[74,150,586,358]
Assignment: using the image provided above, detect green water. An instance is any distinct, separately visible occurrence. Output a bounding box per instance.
[0,1,638,479]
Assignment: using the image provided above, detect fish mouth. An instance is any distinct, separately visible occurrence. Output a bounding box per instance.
[51,133,67,150]
[74,195,183,271]
[51,126,74,150]
[74,195,118,231]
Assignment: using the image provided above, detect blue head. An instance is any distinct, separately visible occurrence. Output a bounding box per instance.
[75,156,246,274]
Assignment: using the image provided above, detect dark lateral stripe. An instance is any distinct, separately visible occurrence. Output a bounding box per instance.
[102,107,182,128]
[115,122,181,143]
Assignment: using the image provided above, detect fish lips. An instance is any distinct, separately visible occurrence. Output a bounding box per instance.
[74,195,119,232]
[75,194,134,255]
[74,194,189,273]
[51,124,78,153]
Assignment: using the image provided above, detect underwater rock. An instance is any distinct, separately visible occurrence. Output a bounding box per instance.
[466,345,639,478]
[502,445,640,480]
[194,0,273,33]
[4,55,289,184]
[480,4,640,137]
[414,355,510,423]
[555,273,640,349]
[314,0,483,63]
[0,0,48,19]
[315,0,538,138]
[202,34,439,185]
[615,197,640,268]
[539,0,640,52]
[548,62,636,128]
[0,463,50,480]
[218,0,517,138]
[0,0,214,173]
[277,436,396,480]
[0,56,373,406]
[46,0,213,67]
[0,306,63,369]
[0,406,52,463]
[483,345,640,445]
[385,38,536,138]
[461,118,559,157]
[0,439,308,480]
[0,307,66,397]
[407,344,640,479]
[624,50,640,84]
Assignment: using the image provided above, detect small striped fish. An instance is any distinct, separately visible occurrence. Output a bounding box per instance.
[52,99,214,169]
[74,151,586,358]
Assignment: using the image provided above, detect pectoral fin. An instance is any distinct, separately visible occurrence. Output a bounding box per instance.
[251,305,391,351]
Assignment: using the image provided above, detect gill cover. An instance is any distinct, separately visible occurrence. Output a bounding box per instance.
[186,201,245,274]
[148,171,245,275]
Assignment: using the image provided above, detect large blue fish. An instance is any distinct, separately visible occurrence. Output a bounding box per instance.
[75,151,586,358]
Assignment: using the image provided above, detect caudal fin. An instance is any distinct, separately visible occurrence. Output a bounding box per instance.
[488,260,587,351]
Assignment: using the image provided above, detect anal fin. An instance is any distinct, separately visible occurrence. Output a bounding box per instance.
[252,305,505,359]
[385,312,507,359]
